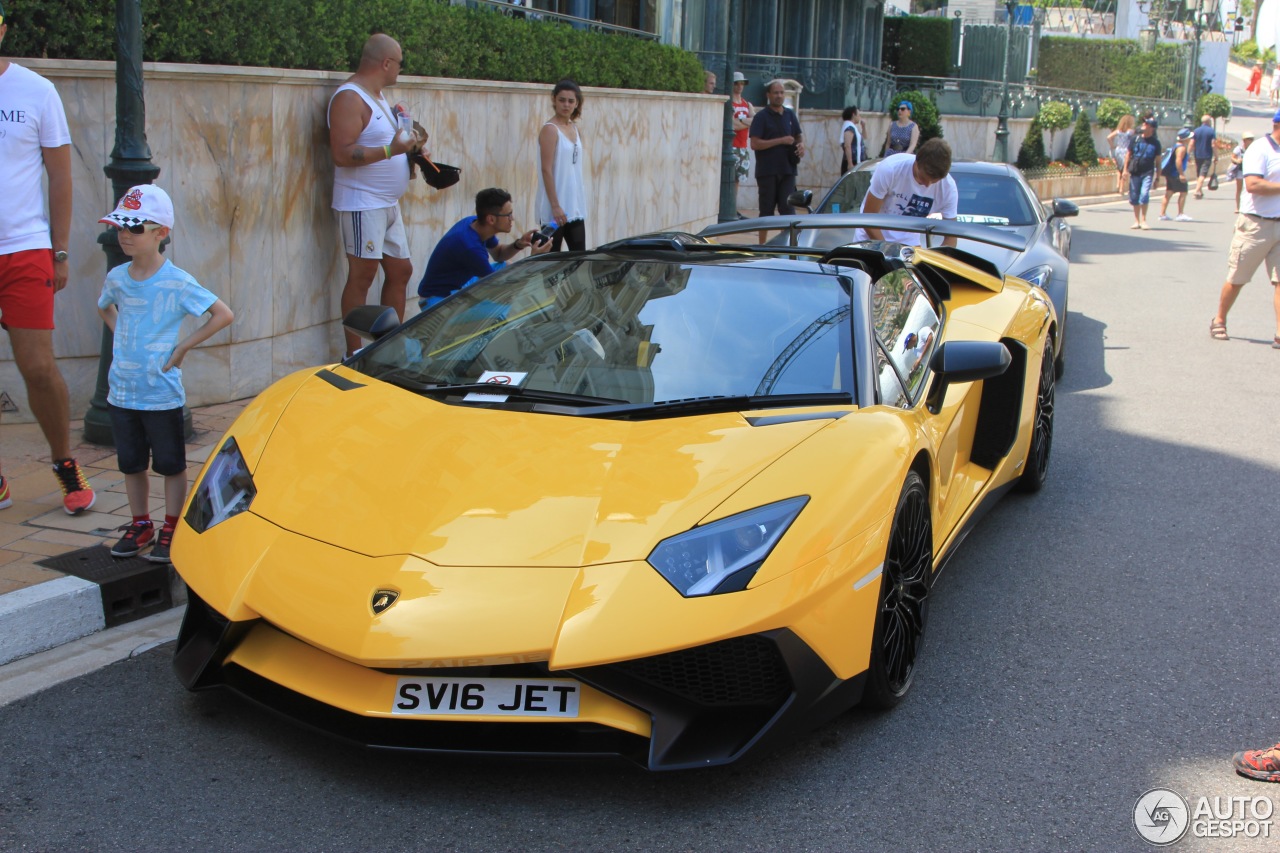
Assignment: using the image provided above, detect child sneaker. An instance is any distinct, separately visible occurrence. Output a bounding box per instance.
[1233,743,1280,782]
[53,458,96,515]
[110,520,154,558]
[146,526,174,564]
[0,475,11,510]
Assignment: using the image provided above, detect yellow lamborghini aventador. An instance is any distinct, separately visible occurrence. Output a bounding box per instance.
[172,215,1056,770]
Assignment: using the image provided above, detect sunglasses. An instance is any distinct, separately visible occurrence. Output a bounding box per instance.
[123,222,164,234]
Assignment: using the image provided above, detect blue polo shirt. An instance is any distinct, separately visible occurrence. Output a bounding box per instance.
[417,216,499,301]
[1192,124,1216,160]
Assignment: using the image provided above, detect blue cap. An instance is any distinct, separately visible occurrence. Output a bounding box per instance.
[898,101,912,112]
[1272,109,1280,123]
[1177,127,1192,138]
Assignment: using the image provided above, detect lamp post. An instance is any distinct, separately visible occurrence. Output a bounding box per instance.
[84,1,190,444]
[1181,0,1205,129]
[718,0,743,222]
[993,0,1017,163]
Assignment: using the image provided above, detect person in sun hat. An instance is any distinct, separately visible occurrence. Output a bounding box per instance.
[1158,127,1193,222]
[1210,109,1280,348]
[96,184,234,564]
[0,0,98,515]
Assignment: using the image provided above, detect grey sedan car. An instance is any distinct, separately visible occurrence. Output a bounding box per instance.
[786,159,1077,375]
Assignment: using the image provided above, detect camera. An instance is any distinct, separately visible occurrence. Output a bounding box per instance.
[531,223,558,247]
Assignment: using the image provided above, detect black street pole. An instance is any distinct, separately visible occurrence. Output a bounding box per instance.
[718,0,743,222]
[85,0,190,444]
[993,0,1016,163]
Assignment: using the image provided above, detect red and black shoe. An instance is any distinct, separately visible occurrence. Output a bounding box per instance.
[1233,743,1280,782]
[110,520,154,558]
[146,525,174,564]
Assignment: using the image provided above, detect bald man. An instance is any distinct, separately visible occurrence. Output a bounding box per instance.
[328,34,427,357]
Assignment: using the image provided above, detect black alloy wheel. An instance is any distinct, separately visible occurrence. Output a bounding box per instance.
[1016,338,1055,494]
[861,471,932,710]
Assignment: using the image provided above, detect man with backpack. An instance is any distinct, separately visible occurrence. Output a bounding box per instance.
[1127,118,1162,230]
[1159,128,1194,222]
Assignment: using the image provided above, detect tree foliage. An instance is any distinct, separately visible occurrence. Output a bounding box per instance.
[1095,98,1132,130]
[2,0,704,92]
[1194,93,1232,122]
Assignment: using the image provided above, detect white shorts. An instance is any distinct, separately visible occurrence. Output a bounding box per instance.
[338,205,409,260]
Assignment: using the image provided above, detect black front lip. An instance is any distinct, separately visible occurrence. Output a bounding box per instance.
[173,587,865,771]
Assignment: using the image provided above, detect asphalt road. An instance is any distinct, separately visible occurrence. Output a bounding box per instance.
[2,189,1279,852]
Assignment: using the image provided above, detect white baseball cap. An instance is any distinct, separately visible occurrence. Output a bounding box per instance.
[99,184,175,229]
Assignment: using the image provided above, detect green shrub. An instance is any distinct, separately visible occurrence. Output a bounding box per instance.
[2,0,704,93]
[1016,118,1048,171]
[1095,98,1132,130]
[1236,40,1260,60]
[1065,109,1099,166]
[1194,93,1232,123]
[885,89,943,150]
[881,17,953,77]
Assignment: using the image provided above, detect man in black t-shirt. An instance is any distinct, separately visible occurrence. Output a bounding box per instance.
[749,80,804,217]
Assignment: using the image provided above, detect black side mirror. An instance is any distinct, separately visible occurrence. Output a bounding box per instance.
[342,305,400,343]
[925,340,1011,414]
[787,189,813,211]
[1050,198,1079,219]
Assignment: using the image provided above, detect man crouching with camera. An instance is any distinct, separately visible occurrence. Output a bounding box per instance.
[749,79,804,217]
[416,187,552,311]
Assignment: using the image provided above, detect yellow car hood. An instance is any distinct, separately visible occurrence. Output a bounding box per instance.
[246,371,836,567]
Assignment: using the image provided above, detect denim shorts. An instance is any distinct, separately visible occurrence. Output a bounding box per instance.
[1129,172,1154,206]
[108,405,186,476]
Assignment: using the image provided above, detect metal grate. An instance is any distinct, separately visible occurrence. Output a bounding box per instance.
[37,544,173,627]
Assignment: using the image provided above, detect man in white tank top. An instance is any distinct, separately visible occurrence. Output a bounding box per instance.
[328,33,426,357]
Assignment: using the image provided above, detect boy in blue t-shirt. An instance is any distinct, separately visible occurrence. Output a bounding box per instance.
[96,185,234,563]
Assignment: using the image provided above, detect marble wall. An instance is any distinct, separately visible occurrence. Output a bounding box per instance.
[2,60,727,423]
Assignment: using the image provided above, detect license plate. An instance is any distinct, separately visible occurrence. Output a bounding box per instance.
[391,677,581,718]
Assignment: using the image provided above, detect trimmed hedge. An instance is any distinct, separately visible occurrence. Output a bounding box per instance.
[1065,109,1099,165]
[1039,37,1193,101]
[2,0,704,93]
[1016,118,1047,170]
[1095,98,1132,130]
[881,17,952,78]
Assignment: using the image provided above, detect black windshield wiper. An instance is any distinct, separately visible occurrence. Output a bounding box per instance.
[584,392,852,419]
[377,376,626,407]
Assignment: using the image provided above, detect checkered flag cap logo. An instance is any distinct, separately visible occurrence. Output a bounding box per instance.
[99,184,175,229]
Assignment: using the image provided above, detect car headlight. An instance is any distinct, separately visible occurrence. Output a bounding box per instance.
[646,497,808,597]
[1013,264,1053,290]
[184,437,256,533]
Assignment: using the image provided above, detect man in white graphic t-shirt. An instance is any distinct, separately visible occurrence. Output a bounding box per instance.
[854,138,958,248]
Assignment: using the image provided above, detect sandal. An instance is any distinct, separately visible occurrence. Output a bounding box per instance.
[1210,320,1229,341]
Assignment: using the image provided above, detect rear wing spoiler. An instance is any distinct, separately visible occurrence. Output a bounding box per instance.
[698,214,1032,254]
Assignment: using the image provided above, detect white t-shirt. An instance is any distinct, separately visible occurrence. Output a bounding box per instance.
[854,154,958,246]
[327,83,410,212]
[1241,134,1280,218]
[0,63,72,255]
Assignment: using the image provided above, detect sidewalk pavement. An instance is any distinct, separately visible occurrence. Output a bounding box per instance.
[0,398,249,666]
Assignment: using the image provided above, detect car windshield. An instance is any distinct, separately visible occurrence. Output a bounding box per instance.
[349,256,855,407]
[816,168,1039,228]
[953,174,1039,226]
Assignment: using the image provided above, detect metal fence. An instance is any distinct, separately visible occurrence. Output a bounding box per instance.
[893,75,1188,124]
[462,0,659,39]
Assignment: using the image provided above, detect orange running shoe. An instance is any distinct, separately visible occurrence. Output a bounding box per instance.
[52,458,96,515]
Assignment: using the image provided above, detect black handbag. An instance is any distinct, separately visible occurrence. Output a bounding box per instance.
[409,152,460,189]
[1208,173,1219,191]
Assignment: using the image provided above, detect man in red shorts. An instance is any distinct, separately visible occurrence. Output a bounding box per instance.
[0,3,95,514]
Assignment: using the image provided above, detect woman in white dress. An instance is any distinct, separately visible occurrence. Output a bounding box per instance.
[536,79,587,252]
